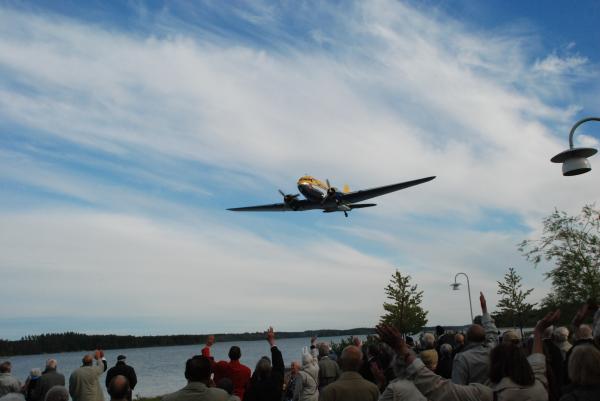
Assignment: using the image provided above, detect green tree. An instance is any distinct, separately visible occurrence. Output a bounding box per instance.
[380,270,428,335]
[519,204,600,305]
[494,267,536,334]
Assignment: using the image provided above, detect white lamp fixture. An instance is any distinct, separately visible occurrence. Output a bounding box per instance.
[551,117,599,176]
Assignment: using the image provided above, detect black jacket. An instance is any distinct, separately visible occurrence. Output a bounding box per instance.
[244,346,284,401]
[559,385,600,401]
[32,369,65,401]
[105,362,137,389]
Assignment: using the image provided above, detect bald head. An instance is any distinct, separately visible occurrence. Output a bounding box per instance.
[576,324,593,340]
[340,346,363,372]
[290,361,300,374]
[45,386,69,401]
[46,359,57,370]
[455,333,465,346]
[466,324,486,344]
[82,355,93,366]
[108,375,130,401]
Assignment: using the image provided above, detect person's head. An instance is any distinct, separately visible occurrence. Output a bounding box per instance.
[206,335,215,346]
[82,355,93,366]
[44,386,69,401]
[575,324,593,341]
[454,333,465,346]
[46,359,57,370]
[184,355,212,383]
[30,369,42,379]
[367,344,380,359]
[405,336,415,347]
[290,361,300,375]
[466,324,486,344]
[339,346,363,372]
[216,378,234,395]
[108,375,131,401]
[489,343,534,386]
[568,345,600,386]
[435,325,445,337]
[422,333,435,349]
[543,325,554,340]
[440,343,453,357]
[502,330,521,346]
[419,349,438,371]
[0,361,11,373]
[116,355,126,364]
[228,346,241,361]
[318,343,329,358]
[472,315,483,325]
[254,356,272,380]
[553,327,569,343]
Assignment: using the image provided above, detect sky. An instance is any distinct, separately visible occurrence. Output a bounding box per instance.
[0,0,599,340]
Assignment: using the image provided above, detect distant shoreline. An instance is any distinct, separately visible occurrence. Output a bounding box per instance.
[0,328,375,357]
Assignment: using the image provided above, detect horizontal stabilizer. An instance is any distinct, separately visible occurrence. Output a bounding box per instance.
[349,203,377,209]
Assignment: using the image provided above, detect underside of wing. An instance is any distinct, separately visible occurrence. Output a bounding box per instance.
[227,199,319,212]
[227,203,288,212]
[341,176,436,204]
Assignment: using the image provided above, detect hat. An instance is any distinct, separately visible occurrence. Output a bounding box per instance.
[117,355,126,361]
[502,330,521,344]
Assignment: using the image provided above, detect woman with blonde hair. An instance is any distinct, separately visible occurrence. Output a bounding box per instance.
[560,344,600,401]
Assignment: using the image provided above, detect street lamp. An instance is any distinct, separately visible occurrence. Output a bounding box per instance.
[551,117,599,176]
[451,272,473,323]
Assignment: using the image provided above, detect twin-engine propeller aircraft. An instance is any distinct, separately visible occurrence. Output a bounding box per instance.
[228,175,435,217]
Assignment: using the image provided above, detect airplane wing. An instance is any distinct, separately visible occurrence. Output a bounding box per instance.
[340,176,435,204]
[227,199,318,212]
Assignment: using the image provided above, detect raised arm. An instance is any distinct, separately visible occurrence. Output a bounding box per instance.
[480,292,499,346]
[376,324,488,401]
[267,327,284,374]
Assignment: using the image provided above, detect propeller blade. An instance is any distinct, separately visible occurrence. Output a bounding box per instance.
[325,179,331,189]
[343,184,350,193]
[278,189,285,197]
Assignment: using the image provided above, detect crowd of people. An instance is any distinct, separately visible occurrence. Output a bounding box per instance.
[1,293,600,401]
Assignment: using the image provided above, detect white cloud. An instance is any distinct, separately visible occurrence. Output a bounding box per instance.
[0,210,396,332]
[533,54,588,75]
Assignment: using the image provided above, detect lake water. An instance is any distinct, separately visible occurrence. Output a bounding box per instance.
[4,335,363,398]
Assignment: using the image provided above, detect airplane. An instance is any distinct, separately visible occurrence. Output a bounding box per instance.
[227,175,436,217]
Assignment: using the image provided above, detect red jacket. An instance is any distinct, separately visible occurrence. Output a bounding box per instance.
[218,360,251,399]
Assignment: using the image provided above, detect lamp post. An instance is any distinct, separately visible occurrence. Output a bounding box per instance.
[451,272,473,323]
[551,117,599,176]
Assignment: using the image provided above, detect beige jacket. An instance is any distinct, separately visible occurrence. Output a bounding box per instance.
[379,378,427,401]
[162,382,229,401]
[68,360,105,401]
[407,353,548,401]
[319,372,379,401]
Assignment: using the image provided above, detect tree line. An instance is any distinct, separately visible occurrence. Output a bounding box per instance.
[0,328,375,357]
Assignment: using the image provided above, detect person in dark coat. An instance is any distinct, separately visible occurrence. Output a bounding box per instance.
[435,343,453,379]
[244,327,284,401]
[559,344,600,401]
[32,359,65,401]
[24,369,42,401]
[105,356,137,400]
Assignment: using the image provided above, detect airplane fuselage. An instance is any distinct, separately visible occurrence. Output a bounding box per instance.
[297,176,328,202]
[297,176,350,212]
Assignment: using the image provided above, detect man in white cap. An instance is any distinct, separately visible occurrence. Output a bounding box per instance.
[106,355,137,400]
